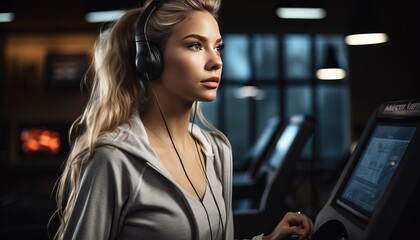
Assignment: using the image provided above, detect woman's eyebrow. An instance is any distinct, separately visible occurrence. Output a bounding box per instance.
[182,34,223,43]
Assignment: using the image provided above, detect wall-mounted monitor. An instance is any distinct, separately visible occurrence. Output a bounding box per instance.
[46,53,89,90]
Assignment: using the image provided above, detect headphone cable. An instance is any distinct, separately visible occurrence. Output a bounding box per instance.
[191,102,226,240]
[152,90,220,240]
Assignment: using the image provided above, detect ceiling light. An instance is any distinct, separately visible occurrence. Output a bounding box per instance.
[0,12,14,22]
[234,86,266,100]
[276,7,326,19]
[316,46,346,80]
[316,68,346,80]
[85,10,126,23]
[345,0,388,46]
[345,33,388,46]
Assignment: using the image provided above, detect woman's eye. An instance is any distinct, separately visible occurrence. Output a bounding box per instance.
[189,43,202,50]
[215,43,224,53]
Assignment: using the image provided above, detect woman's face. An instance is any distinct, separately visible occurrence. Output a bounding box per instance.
[160,10,223,103]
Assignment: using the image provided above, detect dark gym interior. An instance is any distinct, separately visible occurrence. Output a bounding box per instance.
[1,0,419,239]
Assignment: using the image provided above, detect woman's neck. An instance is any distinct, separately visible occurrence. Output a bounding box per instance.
[141,87,195,149]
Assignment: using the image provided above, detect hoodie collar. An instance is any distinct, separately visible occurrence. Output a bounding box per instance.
[97,108,215,177]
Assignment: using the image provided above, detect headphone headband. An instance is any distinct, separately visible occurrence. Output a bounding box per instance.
[135,0,165,43]
[135,0,166,81]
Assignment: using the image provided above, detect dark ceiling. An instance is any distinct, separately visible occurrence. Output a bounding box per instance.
[0,0,386,33]
[0,0,417,36]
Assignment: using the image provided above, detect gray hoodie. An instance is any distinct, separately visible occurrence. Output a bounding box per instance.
[64,109,263,240]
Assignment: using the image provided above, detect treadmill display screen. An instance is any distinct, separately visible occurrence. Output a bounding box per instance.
[337,124,417,220]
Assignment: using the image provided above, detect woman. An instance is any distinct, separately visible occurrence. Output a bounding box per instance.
[52,0,313,239]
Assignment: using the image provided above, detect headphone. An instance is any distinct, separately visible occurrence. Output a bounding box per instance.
[135,0,165,81]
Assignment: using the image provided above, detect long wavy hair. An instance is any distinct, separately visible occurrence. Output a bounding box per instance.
[50,0,228,239]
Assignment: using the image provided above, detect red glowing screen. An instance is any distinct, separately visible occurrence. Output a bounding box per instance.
[20,127,61,155]
[18,123,69,161]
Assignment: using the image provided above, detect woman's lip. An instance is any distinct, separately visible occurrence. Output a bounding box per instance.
[200,77,220,89]
[202,77,220,83]
[200,81,219,88]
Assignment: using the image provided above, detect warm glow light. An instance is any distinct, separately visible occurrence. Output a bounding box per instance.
[316,68,346,80]
[0,12,14,22]
[85,10,126,23]
[276,7,326,19]
[21,128,61,155]
[345,33,388,45]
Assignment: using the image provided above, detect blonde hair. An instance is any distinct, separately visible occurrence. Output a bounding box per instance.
[51,0,227,239]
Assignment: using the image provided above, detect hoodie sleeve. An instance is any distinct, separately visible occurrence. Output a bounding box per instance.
[64,146,131,240]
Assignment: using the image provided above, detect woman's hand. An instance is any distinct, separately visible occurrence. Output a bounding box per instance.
[262,211,314,240]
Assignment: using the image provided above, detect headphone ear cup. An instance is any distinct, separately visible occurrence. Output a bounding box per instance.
[146,43,163,80]
[135,41,163,81]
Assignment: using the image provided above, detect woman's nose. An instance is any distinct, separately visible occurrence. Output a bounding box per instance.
[205,51,222,71]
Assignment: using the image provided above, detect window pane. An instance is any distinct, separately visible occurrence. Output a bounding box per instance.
[253,34,279,80]
[200,98,219,128]
[224,86,250,161]
[285,86,312,117]
[284,86,313,160]
[255,86,280,134]
[222,34,251,81]
[317,85,351,165]
[283,34,312,80]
